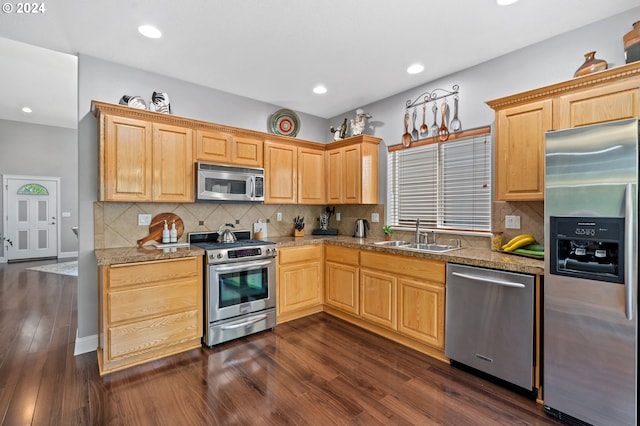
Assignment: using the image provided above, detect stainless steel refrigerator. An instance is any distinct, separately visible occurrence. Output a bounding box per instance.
[544,118,638,425]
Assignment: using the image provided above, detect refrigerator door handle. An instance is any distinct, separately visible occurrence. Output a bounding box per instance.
[624,183,635,321]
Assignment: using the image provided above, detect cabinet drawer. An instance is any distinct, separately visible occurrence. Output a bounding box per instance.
[109,279,200,324]
[108,309,200,361]
[279,245,322,264]
[325,246,359,265]
[360,251,445,283]
[108,257,199,289]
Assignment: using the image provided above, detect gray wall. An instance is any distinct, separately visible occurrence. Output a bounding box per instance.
[0,118,78,256]
[77,56,330,338]
[328,8,640,206]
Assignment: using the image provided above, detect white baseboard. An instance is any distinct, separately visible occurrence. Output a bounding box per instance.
[59,251,79,259]
[0,257,6,264]
[74,329,97,355]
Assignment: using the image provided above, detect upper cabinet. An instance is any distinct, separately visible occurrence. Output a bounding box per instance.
[326,135,380,205]
[488,61,640,201]
[195,129,263,167]
[93,100,381,205]
[95,104,194,203]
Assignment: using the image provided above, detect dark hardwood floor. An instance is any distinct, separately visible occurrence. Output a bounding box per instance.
[0,260,563,426]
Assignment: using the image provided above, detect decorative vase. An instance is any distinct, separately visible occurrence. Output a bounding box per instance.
[624,21,640,64]
[573,51,608,77]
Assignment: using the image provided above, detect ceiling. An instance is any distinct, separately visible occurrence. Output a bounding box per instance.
[0,0,638,129]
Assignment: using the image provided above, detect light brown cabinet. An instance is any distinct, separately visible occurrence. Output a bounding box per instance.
[488,62,640,201]
[95,102,194,203]
[326,136,379,204]
[277,245,324,323]
[360,251,446,351]
[263,141,326,204]
[97,256,203,375]
[360,268,396,330]
[324,246,360,315]
[195,129,263,167]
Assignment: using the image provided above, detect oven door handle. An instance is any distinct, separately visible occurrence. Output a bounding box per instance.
[220,314,267,330]
[212,260,273,273]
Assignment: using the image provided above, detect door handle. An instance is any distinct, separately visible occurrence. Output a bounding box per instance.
[624,183,635,321]
[451,271,526,288]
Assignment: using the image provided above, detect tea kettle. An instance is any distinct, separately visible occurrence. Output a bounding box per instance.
[354,219,370,238]
[217,223,237,243]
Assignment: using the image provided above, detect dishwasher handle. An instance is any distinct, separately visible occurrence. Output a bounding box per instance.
[451,271,526,288]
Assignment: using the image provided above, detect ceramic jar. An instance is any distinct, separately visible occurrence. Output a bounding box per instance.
[573,51,608,77]
[624,21,640,64]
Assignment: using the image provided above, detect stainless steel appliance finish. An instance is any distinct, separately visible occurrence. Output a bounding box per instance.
[188,231,277,347]
[197,162,265,202]
[445,263,535,391]
[354,218,370,238]
[544,119,638,426]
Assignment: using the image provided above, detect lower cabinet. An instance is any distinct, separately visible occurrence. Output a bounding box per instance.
[97,256,203,375]
[322,245,447,360]
[277,245,324,323]
[324,246,360,315]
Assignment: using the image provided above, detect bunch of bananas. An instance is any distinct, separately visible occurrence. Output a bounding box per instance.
[501,234,538,252]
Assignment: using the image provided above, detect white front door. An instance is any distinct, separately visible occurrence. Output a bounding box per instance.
[4,176,59,261]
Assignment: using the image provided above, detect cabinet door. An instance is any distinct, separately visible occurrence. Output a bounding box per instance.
[195,129,232,163]
[360,268,396,330]
[397,277,445,349]
[325,261,359,314]
[342,144,362,204]
[555,79,640,129]
[278,261,323,315]
[264,141,297,203]
[153,123,194,202]
[233,136,264,167]
[495,99,552,201]
[102,115,153,201]
[298,147,326,204]
[326,148,343,203]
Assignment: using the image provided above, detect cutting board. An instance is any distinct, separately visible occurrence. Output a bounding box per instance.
[137,213,184,246]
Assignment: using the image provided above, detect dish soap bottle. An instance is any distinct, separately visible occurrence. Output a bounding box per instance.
[170,220,177,243]
[162,220,170,244]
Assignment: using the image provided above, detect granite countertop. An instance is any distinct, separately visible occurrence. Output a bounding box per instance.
[95,245,205,266]
[95,236,544,275]
[269,235,544,275]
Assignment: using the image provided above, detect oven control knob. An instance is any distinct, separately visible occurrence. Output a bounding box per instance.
[216,253,223,259]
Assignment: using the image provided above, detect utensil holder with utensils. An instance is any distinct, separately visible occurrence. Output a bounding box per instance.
[401,84,461,145]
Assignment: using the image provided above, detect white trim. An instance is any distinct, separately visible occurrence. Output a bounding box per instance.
[58,251,79,259]
[74,329,98,355]
[2,174,62,259]
[0,256,6,263]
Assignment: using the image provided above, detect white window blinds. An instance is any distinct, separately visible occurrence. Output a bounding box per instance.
[388,131,492,231]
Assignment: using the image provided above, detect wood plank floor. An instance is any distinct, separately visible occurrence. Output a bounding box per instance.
[0,260,563,426]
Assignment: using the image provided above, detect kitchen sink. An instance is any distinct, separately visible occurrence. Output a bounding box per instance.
[400,243,461,253]
[373,240,411,247]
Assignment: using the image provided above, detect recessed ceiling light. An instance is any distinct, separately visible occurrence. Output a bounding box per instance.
[407,64,424,74]
[313,85,327,94]
[22,106,32,113]
[496,0,519,5]
[138,25,162,39]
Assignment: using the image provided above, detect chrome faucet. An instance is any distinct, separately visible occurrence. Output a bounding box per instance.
[415,218,420,243]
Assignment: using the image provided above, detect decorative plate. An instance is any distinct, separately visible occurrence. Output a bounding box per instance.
[269,109,300,137]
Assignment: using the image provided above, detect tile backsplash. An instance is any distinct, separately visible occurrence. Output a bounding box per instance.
[94,200,543,250]
[94,202,386,249]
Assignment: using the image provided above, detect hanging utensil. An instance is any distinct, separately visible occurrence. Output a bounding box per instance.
[430,104,438,137]
[411,107,419,141]
[438,100,450,141]
[419,103,428,135]
[449,96,462,132]
[402,111,411,147]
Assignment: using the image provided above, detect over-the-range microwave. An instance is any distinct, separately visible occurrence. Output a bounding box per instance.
[197,162,264,202]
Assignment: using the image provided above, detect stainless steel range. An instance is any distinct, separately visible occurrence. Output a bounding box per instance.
[188,230,277,347]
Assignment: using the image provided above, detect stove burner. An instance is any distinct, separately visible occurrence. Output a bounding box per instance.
[188,231,276,264]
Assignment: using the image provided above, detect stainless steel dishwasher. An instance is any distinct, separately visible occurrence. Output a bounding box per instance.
[445,263,535,392]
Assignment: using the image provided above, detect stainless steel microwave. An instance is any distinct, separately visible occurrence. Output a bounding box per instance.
[197,162,265,202]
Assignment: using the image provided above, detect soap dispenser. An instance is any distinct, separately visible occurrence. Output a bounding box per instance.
[162,220,170,243]
[170,220,177,243]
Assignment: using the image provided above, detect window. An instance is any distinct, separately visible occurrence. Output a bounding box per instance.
[17,183,49,195]
[387,129,492,232]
